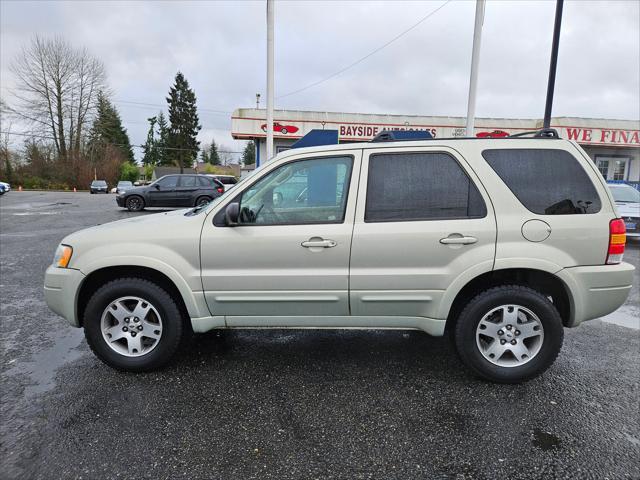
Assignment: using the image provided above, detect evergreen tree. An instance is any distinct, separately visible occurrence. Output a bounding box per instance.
[209,139,220,165]
[241,141,256,166]
[142,116,159,165]
[166,72,201,172]
[200,147,209,164]
[156,111,170,165]
[89,92,135,163]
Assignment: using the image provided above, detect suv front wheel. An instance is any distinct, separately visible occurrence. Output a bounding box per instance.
[454,285,564,383]
[84,278,184,371]
[126,195,145,212]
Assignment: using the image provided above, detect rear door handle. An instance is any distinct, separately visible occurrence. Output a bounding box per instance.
[301,238,337,248]
[440,235,478,245]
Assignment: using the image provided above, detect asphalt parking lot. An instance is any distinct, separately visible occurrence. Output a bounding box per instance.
[1,191,639,480]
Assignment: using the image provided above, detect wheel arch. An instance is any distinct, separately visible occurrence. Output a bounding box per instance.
[444,268,574,332]
[76,265,200,329]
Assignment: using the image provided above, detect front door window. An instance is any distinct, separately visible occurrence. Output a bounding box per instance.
[238,156,353,225]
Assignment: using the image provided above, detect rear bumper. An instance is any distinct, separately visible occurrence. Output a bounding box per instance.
[557,262,634,327]
[44,266,85,327]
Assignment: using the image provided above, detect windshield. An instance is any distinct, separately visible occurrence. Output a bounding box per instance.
[610,184,640,203]
[118,181,133,187]
[92,180,107,186]
[189,169,260,216]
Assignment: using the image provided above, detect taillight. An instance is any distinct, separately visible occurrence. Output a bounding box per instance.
[217,187,224,193]
[606,218,626,264]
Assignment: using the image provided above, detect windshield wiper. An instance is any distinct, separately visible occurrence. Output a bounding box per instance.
[185,205,207,216]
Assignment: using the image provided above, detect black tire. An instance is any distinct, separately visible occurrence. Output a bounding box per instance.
[281,128,288,134]
[195,195,212,207]
[84,278,184,372]
[454,285,564,384]
[126,195,145,212]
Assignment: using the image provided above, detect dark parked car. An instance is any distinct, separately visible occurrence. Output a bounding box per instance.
[90,180,109,194]
[116,174,224,211]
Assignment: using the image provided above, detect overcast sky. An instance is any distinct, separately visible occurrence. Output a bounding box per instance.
[1,0,638,158]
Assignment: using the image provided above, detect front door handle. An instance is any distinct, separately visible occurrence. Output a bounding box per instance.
[440,235,478,245]
[301,238,337,248]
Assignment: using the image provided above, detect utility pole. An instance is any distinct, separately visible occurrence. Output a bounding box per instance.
[465,0,485,137]
[266,0,275,161]
[543,0,564,129]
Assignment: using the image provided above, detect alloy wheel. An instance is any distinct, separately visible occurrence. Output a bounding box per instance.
[100,296,163,357]
[475,304,544,367]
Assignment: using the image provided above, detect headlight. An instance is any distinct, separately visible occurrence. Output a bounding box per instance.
[53,244,73,268]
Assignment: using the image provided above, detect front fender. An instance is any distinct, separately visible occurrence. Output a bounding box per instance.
[79,251,208,319]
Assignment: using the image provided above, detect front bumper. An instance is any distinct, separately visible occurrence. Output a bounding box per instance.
[116,196,125,207]
[556,262,635,327]
[44,265,86,327]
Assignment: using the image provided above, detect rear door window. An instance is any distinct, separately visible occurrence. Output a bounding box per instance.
[199,176,214,187]
[482,149,601,214]
[365,152,487,222]
[179,176,198,187]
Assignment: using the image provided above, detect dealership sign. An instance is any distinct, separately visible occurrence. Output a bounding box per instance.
[232,114,640,147]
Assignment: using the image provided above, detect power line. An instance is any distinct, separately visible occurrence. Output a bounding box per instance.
[0,130,243,154]
[114,99,231,115]
[277,0,452,100]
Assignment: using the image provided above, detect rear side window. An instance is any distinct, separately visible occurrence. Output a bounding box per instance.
[482,149,601,215]
[365,152,487,222]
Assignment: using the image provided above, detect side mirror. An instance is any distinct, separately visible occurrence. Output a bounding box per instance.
[225,202,240,226]
[154,184,160,190]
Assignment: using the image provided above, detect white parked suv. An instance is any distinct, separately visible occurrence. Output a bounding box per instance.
[44,131,634,383]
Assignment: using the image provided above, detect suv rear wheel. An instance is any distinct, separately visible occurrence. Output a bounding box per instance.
[454,285,563,383]
[195,195,212,207]
[84,278,184,371]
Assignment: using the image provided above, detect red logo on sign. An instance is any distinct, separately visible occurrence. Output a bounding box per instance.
[261,122,299,134]
[476,130,510,138]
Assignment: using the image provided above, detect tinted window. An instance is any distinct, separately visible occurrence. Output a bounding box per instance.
[92,180,107,186]
[482,149,601,215]
[199,176,214,187]
[217,176,237,185]
[239,156,353,225]
[179,175,197,187]
[156,176,178,188]
[365,152,487,222]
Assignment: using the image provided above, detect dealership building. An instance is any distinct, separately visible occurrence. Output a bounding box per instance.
[231,108,640,184]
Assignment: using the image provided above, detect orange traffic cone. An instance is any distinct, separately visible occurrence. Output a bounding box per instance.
[73,187,77,193]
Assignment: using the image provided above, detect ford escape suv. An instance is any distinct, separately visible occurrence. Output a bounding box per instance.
[44,130,634,383]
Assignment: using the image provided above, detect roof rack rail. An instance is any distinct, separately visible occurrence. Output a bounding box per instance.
[371,130,433,142]
[508,128,560,139]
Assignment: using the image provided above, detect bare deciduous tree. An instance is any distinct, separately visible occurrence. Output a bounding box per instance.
[9,36,106,162]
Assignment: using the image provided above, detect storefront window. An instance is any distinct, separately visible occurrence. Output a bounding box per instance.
[612,159,627,180]
[595,156,629,181]
[596,159,609,179]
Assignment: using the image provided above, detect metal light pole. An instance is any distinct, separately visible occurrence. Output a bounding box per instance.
[465,0,485,137]
[266,0,275,161]
[543,0,564,129]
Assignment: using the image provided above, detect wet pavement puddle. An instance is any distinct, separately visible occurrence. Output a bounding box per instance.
[532,429,561,451]
[4,329,85,398]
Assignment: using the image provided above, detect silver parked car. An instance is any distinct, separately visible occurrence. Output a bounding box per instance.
[45,133,633,382]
